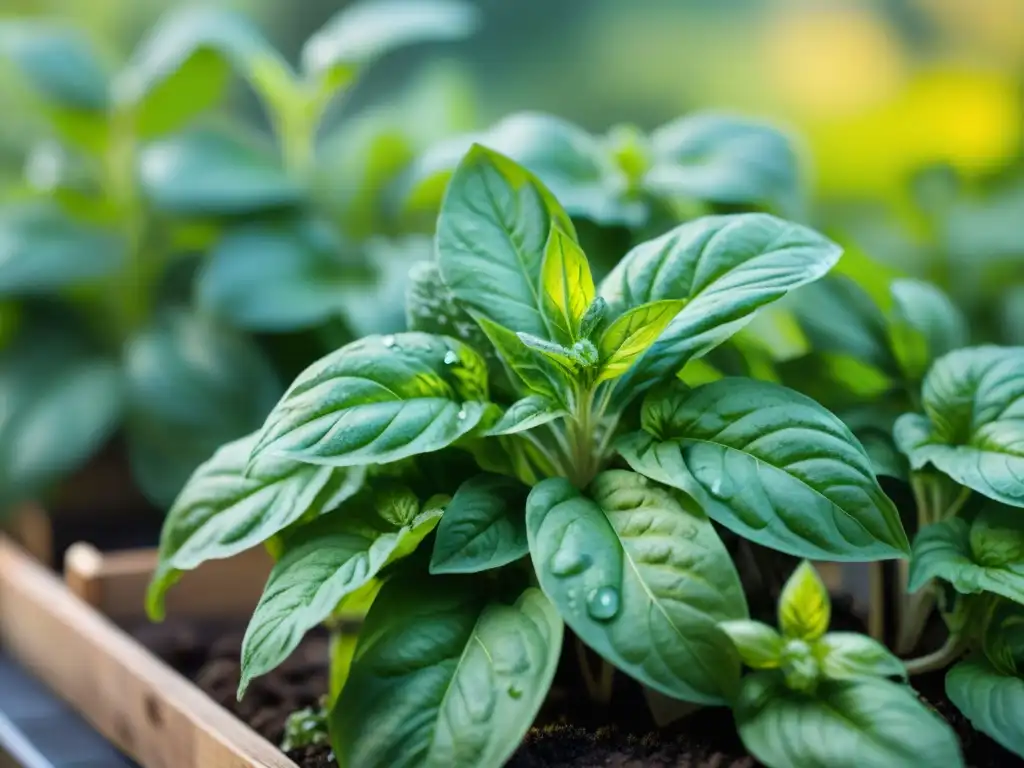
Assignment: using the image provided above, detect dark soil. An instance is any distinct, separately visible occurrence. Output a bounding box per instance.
[134,604,1022,768]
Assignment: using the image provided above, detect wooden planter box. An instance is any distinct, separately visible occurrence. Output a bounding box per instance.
[0,535,295,768]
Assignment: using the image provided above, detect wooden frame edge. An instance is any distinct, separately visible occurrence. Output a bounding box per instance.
[0,536,296,768]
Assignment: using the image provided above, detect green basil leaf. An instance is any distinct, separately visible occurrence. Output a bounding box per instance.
[144,431,364,620]
[719,620,784,670]
[484,395,565,436]
[645,114,802,218]
[332,577,562,768]
[599,214,841,403]
[790,276,896,374]
[239,501,442,695]
[817,632,907,681]
[302,0,479,85]
[0,203,123,295]
[527,471,747,704]
[736,673,963,768]
[197,220,353,331]
[474,315,566,404]
[982,601,1024,676]
[404,112,639,226]
[436,145,575,340]
[540,225,594,344]
[139,124,302,215]
[251,333,490,467]
[597,299,686,383]
[779,561,831,641]
[429,473,529,574]
[888,278,967,382]
[0,318,121,510]
[618,378,908,560]
[947,657,1024,758]
[895,346,1024,508]
[116,6,288,136]
[124,310,282,508]
[909,510,1024,604]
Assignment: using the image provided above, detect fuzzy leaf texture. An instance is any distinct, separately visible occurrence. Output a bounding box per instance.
[618,378,909,560]
[526,471,747,704]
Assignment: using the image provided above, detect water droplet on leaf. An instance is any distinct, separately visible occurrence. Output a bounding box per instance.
[507,685,523,699]
[457,408,467,420]
[382,335,397,348]
[444,350,459,365]
[586,586,620,621]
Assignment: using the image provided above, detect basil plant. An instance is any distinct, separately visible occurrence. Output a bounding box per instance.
[150,147,942,767]
[892,345,1024,758]
[0,0,478,511]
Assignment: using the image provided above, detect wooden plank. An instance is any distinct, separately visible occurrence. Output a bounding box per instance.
[0,536,297,768]
[64,544,273,623]
[1,505,52,567]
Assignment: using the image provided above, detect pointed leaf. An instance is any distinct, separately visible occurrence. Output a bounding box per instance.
[430,474,529,574]
[779,562,831,641]
[817,632,906,681]
[599,214,841,404]
[332,578,562,768]
[527,471,747,704]
[474,315,566,404]
[436,145,575,339]
[484,395,565,436]
[238,503,441,695]
[251,333,490,467]
[719,620,784,670]
[895,346,1024,508]
[541,225,594,343]
[736,673,964,768]
[947,657,1024,758]
[597,299,685,383]
[145,431,363,620]
[618,379,908,560]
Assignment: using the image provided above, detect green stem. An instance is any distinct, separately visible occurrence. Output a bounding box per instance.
[904,635,965,676]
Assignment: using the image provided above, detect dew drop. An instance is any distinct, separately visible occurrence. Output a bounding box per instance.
[586,586,621,622]
[382,334,397,348]
[444,350,459,365]
[507,685,523,699]
[550,547,591,577]
[457,408,468,420]
[437,315,448,326]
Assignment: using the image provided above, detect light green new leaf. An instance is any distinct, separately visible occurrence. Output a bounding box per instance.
[144,431,363,620]
[599,214,841,404]
[618,379,908,560]
[895,346,1024,508]
[484,395,565,436]
[736,673,964,768]
[436,145,576,339]
[115,6,288,136]
[474,315,566,404]
[908,508,1024,605]
[597,299,685,383]
[645,114,803,218]
[139,125,302,215]
[239,503,441,696]
[302,0,479,81]
[947,657,1024,758]
[124,310,282,508]
[251,333,489,467]
[817,632,907,681]
[0,203,123,295]
[332,578,562,768]
[430,474,529,574]
[540,225,594,344]
[720,620,784,669]
[779,562,831,641]
[527,471,747,704]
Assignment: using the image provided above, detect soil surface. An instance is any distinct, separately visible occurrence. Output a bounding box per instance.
[134,610,1022,768]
